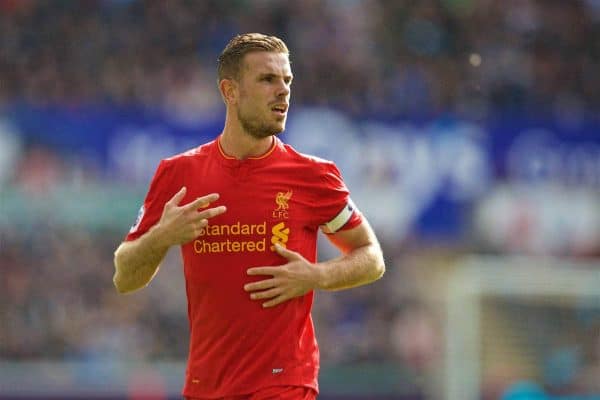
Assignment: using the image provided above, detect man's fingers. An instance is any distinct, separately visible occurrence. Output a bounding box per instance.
[244,278,278,292]
[191,205,227,222]
[184,193,220,211]
[197,218,210,228]
[262,294,289,308]
[246,267,279,276]
[167,186,187,206]
[274,243,302,261]
[249,287,282,300]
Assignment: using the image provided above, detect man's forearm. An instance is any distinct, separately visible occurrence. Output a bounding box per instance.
[113,225,170,294]
[317,243,385,291]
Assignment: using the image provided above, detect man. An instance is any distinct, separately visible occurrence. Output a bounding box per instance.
[113,33,385,400]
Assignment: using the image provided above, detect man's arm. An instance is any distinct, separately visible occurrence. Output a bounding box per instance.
[245,219,385,307]
[113,225,171,294]
[316,218,385,291]
[113,187,226,294]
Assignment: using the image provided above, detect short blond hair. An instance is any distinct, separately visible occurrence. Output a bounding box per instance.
[217,33,289,83]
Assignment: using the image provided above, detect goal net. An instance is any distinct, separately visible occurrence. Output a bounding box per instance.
[444,256,600,400]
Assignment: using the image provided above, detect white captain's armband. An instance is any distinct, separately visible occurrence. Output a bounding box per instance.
[129,205,145,233]
[321,199,357,234]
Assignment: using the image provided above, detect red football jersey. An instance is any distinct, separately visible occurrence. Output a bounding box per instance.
[126,136,362,398]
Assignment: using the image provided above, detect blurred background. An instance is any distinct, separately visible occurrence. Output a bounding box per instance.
[0,0,599,399]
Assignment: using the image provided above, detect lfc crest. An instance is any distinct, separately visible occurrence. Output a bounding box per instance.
[272,190,292,219]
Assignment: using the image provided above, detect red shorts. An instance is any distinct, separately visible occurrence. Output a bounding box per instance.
[186,386,317,400]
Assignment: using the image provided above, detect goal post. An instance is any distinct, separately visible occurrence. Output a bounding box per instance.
[444,256,600,400]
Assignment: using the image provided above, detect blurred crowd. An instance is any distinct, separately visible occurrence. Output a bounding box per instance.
[0,0,599,118]
[1,0,599,398]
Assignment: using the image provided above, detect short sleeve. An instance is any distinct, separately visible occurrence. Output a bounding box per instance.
[311,161,362,233]
[125,159,179,241]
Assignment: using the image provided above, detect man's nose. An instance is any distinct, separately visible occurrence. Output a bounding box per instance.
[277,81,290,97]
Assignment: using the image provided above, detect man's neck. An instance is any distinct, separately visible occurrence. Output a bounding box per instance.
[219,127,274,160]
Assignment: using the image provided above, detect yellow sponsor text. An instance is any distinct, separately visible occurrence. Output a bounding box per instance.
[194,238,266,254]
[199,222,266,236]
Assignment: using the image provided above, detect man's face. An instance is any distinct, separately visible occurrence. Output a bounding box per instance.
[235,51,293,139]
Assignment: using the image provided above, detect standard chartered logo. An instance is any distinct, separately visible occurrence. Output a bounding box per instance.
[192,221,290,254]
[270,222,289,250]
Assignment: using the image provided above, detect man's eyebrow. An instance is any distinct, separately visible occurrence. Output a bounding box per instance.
[257,72,294,80]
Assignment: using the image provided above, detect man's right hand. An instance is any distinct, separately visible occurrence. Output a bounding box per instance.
[155,186,226,247]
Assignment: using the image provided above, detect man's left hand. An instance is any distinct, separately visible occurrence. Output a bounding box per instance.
[244,244,320,308]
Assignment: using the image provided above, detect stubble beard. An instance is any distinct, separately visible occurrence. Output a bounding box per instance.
[237,107,285,139]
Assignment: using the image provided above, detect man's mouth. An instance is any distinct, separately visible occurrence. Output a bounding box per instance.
[271,104,288,115]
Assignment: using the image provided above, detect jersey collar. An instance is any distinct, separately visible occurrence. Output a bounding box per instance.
[215,135,280,167]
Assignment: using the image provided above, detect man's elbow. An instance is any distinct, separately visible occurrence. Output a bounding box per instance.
[113,273,135,294]
[113,275,127,294]
[113,249,139,294]
[368,248,385,282]
[371,257,385,281]
[112,265,136,294]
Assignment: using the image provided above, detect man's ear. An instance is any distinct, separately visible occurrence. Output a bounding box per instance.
[219,78,238,106]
